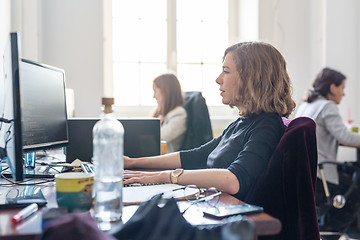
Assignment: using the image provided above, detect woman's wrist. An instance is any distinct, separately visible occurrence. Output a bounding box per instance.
[160,170,172,184]
[124,156,137,169]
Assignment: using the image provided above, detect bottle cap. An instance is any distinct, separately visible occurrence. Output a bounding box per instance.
[102,97,114,114]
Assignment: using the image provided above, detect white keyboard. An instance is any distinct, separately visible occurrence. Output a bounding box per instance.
[80,163,144,187]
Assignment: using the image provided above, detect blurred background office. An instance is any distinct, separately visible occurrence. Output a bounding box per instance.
[0,0,359,159]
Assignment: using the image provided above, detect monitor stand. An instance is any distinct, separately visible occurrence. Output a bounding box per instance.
[25,152,36,168]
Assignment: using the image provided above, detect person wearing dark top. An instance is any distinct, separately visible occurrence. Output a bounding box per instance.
[124,42,296,200]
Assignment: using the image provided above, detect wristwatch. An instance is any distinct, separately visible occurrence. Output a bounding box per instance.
[171,168,184,184]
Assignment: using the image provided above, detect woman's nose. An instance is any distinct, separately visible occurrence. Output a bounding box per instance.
[215,73,222,84]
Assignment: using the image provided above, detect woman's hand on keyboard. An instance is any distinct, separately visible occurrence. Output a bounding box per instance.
[123,170,172,185]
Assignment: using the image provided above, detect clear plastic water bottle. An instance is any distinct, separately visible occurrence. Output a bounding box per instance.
[92,98,124,223]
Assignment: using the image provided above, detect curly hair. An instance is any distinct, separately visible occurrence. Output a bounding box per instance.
[224,42,295,117]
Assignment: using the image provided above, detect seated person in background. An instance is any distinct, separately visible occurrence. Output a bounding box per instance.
[152,73,187,153]
[295,68,360,189]
[124,42,295,200]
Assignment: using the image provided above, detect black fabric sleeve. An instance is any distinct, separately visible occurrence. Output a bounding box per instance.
[228,116,284,199]
[179,137,221,169]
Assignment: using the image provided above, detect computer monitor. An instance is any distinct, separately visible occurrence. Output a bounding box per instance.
[1,32,24,181]
[66,118,161,163]
[19,58,69,153]
[1,32,69,181]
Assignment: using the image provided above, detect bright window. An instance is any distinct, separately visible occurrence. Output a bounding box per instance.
[112,0,167,106]
[112,0,257,107]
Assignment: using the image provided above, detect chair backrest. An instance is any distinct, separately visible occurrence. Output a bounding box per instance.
[244,117,320,240]
[181,92,213,150]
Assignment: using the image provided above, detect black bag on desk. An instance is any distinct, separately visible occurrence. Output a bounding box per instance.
[110,194,255,240]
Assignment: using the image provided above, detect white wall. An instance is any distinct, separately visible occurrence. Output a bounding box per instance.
[0,0,11,82]
[40,0,103,118]
[3,0,104,118]
[259,0,323,114]
[325,0,359,122]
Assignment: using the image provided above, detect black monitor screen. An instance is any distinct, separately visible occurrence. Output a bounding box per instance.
[20,58,69,152]
[66,118,160,163]
[1,32,24,181]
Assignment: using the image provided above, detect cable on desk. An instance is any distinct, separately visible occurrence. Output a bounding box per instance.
[0,171,55,186]
[36,161,63,173]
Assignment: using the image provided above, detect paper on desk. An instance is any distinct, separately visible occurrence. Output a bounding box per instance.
[123,184,197,205]
[56,159,89,167]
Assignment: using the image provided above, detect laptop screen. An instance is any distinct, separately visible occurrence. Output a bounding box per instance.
[65,118,161,163]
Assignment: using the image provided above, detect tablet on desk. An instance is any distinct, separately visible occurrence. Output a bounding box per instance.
[203,203,263,219]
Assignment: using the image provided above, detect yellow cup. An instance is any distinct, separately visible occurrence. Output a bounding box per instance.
[55,172,94,212]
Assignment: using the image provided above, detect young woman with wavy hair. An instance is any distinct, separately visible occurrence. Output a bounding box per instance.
[124,42,295,200]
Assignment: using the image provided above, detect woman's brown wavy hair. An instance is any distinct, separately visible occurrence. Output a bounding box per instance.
[224,42,295,117]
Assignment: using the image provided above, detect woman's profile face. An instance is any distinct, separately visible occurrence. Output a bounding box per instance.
[153,83,163,106]
[215,52,240,107]
[327,79,346,105]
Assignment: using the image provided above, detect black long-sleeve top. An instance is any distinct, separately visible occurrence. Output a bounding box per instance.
[180,112,284,200]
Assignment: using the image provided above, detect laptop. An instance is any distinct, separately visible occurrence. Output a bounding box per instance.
[66,118,161,163]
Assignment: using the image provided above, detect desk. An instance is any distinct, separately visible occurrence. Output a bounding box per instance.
[0,180,281,240]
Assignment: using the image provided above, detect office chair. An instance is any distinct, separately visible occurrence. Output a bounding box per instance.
[181,92,213,150]
[317,161,360,240]
[244,117,320,240]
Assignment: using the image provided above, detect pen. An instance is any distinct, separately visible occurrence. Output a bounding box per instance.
[11,203,38,223]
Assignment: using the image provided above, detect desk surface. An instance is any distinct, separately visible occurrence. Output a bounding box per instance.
[0,179,281,240]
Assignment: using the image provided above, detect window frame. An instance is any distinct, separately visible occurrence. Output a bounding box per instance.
[107,0,258,117]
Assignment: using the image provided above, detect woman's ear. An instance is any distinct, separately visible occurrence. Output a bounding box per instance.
[325,83,337,102]
[329,83,336,94]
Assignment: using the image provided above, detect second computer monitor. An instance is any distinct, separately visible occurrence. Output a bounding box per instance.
[66,118,160,163]
[20,58,69,153]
